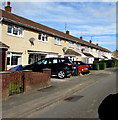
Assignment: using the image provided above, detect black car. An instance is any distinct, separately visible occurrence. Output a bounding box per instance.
[23,58,73,79]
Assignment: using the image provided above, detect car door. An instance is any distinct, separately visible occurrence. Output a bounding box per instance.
[50,58,59,74]
[33,59,48,72]
[77,62,82,74]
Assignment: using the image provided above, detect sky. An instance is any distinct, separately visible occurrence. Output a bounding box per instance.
[0,0,117,52]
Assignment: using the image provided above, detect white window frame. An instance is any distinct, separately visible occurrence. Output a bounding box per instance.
[38,32,48,42]
[7,52,22,67]
[85,46,89,51]
[69,41,74,48]
[55,37,61,45]
[96,49,99,53]
[76,43,81,50]
[7,24,24,37]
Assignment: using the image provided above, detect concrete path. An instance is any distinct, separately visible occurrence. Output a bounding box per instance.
[2,68,117,118]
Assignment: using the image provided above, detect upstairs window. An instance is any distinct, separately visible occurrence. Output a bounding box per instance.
[76,44,81,50]
[96,50,99,53]
[8,25,12,33]
[38,33,48,42]
[69,42,74,48]
[55,37,61,45]
[85,46,89,50]
[7,24,23,37]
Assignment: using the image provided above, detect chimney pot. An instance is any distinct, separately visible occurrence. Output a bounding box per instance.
[96,43,98,46]
[80,36,82,40]
[7,1,11,6]
[66,31,70,35]
[90,40,92,43]
[5,1,12,12]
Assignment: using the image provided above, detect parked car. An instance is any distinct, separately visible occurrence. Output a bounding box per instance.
[72,61,90,75]
[23,58,73,79]
[8,65,23,71]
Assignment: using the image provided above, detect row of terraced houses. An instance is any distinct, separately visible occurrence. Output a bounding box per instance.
[0,2,113,71]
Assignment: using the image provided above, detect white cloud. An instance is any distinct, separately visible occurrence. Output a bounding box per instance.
[73,23,116,35]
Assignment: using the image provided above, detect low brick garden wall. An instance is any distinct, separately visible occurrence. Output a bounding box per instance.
[0,69,51,98]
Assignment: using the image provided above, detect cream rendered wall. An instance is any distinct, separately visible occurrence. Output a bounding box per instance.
[51,39,82,60]
[91,48,98,58]
[51,38,65,57]
[51,39,71,57]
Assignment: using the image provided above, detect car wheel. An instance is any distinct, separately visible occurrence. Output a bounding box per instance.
[57,70,66,79]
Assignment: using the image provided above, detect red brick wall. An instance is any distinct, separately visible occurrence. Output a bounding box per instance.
[23,70,51,92]
[1,72,10,98]
[1,69,51,98]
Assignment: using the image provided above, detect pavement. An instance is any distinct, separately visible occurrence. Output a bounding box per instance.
[2,67,117,118]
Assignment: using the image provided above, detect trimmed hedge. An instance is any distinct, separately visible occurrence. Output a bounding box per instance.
[93,59,118,68]
[92,62,106,70]
[99,63,106,70]
[113,59,118,67]
[92,63,100,70]
[93,60,99,63]
[99,60,114,68]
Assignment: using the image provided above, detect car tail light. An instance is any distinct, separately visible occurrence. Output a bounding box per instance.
[64,63,72,65]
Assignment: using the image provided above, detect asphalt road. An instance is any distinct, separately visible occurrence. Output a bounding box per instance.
[27,70,116,118]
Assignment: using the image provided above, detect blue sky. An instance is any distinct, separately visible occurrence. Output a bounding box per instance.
[1,0,116,51]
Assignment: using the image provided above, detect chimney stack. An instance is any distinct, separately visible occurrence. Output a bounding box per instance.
[66,30,70,35]
[96,43,98,46]
[90,40,92,43]
[5,1,12,12]
[80,36,82,40]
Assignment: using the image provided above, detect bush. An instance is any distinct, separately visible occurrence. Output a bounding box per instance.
[93,60,99,63]
[92,63,100,70]
[113,59,118,67]
[100,60,114,68]
[99,63,106,70]
[9,83,22,95]
[92,59,118,70]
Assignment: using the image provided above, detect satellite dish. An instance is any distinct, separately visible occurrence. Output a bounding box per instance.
[29,37,35,42]
[81,48,85,53]
[29,37,35,45]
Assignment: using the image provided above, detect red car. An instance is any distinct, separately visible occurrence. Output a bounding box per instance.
[72,61,90,75]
